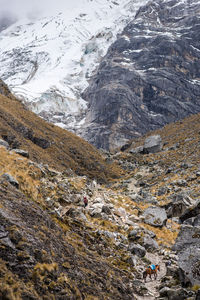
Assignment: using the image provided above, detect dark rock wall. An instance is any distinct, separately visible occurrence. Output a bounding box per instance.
[81,0,200,150]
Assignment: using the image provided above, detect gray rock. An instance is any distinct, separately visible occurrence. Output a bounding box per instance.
[12,149,29,158]
[143,206,167,227]
[164,193,195,218]
[159,287,188,300]
[143,135,163,154]
[143,236,159,251]
[1,173,19,188]
[128,229,141,241]
[128,255,138,267]
[102,205,112,215]
[157,186,169,196]
[132,280,148,296]
[196,289,200,300]
[0,139,9,149]
[166,265,179,278]
[129,243,146,257]
[129,146,144,154]
[173,224,200,285]
[79,0,200,150]
[64,207,87,222]
[179,200,200,223]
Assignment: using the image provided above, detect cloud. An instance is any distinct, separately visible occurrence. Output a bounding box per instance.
[0,0,80,19]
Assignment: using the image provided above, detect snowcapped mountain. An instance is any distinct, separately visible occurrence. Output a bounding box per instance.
[0,0,148,130]
[80,0,200,150]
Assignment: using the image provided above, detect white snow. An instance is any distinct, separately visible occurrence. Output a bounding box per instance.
[0,0,149,129]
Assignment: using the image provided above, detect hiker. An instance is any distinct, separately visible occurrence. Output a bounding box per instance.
[83,196,88,208]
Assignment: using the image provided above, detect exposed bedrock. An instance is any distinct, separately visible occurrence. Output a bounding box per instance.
[80,0,200,150]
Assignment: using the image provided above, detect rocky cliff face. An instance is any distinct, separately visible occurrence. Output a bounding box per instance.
[81,0,200,150]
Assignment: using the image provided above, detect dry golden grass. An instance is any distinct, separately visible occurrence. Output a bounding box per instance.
[141,221,180,247]
[0,92,122,182]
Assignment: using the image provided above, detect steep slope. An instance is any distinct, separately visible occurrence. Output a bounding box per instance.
[81,0,200,150]
[0,0,148,132]
[1,81,200,298]
[0,80,120,182]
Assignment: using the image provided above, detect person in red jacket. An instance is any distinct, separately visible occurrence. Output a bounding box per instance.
[83,196,88,208]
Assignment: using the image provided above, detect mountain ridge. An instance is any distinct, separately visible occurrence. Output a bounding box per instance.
[81,0,200,150]
[0,0,147,135]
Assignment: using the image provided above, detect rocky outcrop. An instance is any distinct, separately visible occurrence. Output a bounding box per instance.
[173,223,200,286]
[81,0,200,150]
[1,173,19,188]
[143,135,163,154]
[143,206,167,228]
[0,138,9,149]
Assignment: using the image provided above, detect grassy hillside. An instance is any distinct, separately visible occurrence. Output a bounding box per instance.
[1,79,200,299]
[0,81,121,182]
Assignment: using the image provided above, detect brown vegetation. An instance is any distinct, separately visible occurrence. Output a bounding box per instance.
[0,86,121,182]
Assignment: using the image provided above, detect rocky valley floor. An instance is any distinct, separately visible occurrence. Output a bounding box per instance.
[0,80,200,300]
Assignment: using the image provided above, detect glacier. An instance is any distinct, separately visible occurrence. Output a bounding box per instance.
[0,0,149,131]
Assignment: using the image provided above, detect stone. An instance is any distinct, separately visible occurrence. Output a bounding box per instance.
[128,230,141,241]
[0,139,9,149]
[143,135,163,154]
[129,146,144,154]
[173,224,200,285]
[143,206,167,227]
[159,287,188,300]
[1,173,19,188]
[179,200,200,223]
[114,207,127,218]
[64,208,87,222]
[11,149,29,158]
[131,280,148,296]
[143,236,159,251]
[157,186,169,196]
[102,205,112,215]
[196,289,200,300]
[129,243,146,257]
[166,265,179,278]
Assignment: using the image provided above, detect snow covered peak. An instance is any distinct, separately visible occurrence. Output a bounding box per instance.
[0,0,149,129]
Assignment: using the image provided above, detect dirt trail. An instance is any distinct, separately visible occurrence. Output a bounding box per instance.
[136,252,166,300]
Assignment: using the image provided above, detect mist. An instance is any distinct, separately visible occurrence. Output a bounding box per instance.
[0,0,83,19]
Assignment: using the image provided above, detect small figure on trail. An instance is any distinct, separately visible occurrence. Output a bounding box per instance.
[143,264,160,282]
[83,196,88,208]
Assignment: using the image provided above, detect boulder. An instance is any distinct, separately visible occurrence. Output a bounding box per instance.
[132,280,148,296]
[1,173,19,188]
[196,289,200,300]
[129,243,146,257]
[128,229,141,241]
[64,208,87,222]
[143,236,159,251]
[164,192,195,218]
[143,206,167,227]
[159,286,189,300]
[0,139,9,149]
[114,207,127,218]
[143,135,163,154]
[102,205,112,215]
[173,224,200,285]
[166,265,179,278]
[12,149,29,158]
[129,146,144,154]
[179,200,200,223]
